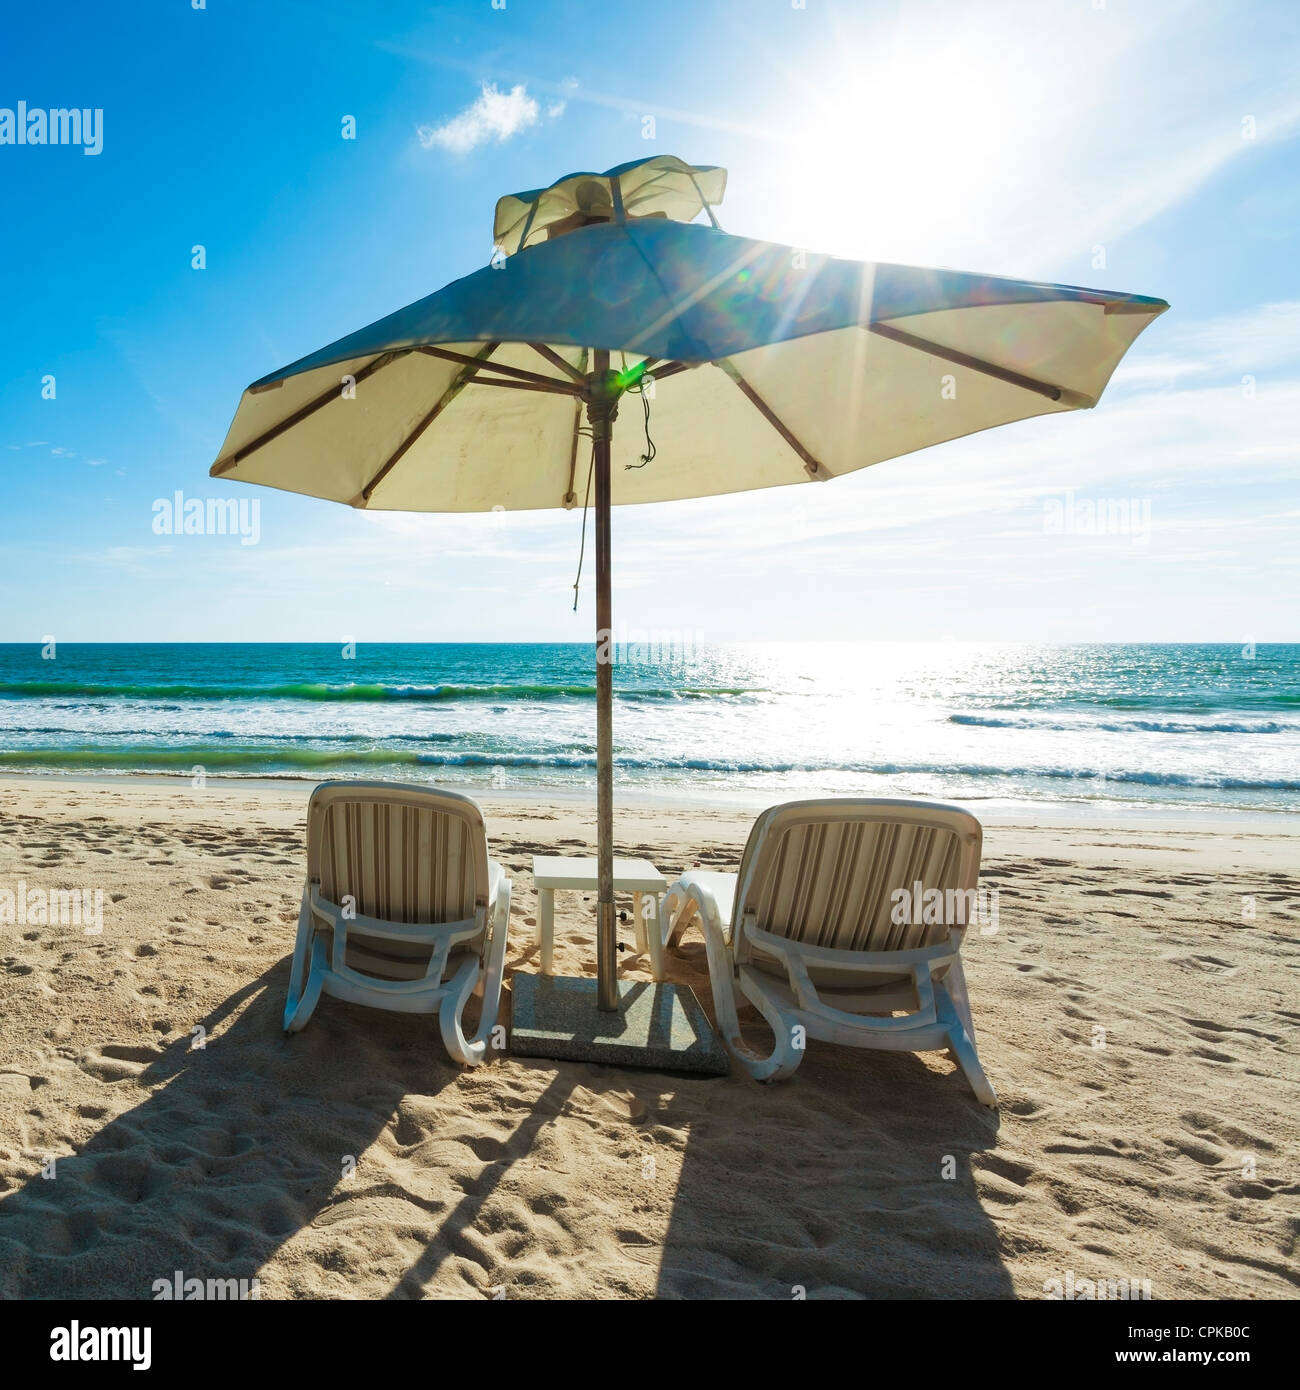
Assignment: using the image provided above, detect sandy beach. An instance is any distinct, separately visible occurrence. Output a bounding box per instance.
[0,774,1295,1300]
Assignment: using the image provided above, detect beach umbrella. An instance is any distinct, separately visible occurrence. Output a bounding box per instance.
[210,154,1167,1063]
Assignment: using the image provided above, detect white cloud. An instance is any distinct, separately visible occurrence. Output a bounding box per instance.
[607,332,1299,574]
[546,75,579,120]
[1111,301,1300,389]
[417,83,541,154]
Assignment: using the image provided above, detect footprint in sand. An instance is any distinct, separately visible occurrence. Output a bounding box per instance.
[1164,1134,1227,1166]
[1181,1111,1276,1159]
[974,1152,1036,1186]
[1162,953,1240,976]
[0,1072,42,1094]
[76,1043,163,1082]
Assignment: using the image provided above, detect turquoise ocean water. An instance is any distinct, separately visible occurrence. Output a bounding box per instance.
[0,643,1296,813]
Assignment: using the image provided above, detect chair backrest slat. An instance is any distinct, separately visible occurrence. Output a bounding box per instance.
[734,799,981,956]
[307,782,489,925]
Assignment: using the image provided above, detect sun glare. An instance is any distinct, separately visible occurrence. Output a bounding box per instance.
[761,31,1043,268]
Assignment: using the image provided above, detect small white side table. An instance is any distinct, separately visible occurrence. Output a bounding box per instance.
[532,855,670,981]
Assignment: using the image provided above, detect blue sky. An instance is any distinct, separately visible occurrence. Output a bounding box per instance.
[0,0,1296,643]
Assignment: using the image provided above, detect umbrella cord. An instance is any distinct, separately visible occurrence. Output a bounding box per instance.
[570,381,652,611]
[571,441,595,612]
[625,383,655,470]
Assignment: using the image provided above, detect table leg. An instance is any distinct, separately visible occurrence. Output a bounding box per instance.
[632,892,647,956]
[538,887,554,976]
[647,893,665,982]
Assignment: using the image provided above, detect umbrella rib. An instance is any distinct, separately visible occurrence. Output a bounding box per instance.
[352,342,500,508]
[686,170,724,230]
[529,343,588,384]
[417,345,581,393]
[642,359,695,384]
[867,321,1077,404]
[715,360,830,480]
[212,350,405,475]
[467,377,583,396]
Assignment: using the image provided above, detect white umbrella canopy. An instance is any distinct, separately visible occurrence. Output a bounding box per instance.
[210,155,1167,1039]
[211,156,1166,512]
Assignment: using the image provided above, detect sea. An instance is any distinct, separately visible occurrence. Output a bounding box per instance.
[0,642,1296,816]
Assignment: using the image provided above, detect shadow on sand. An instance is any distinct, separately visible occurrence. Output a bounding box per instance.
[652,1038,1010,1298]
[0,964,470,1298]
[0,949,1010,1300]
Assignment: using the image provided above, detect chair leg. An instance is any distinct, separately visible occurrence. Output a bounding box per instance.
[945,1024,998,1107]
[441,880,511,1066]
[284,888,326,1033]
[663,887,699,950]
[438,955,489,1065]
[680,909,796,1082]
[938,976,997,1107]
[735,969,807,1083]
[285,938,327,1033]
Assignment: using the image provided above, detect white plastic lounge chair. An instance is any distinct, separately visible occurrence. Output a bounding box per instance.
[284,781,511,1065]
[662,798,996,1105]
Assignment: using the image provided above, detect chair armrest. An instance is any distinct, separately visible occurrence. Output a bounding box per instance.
[664,870,737,944]
[487,859,511,933]
[745,925,953,1030]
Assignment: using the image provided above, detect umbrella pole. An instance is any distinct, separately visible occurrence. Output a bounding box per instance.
[590,350,618,1012]
[509,357,725,1073]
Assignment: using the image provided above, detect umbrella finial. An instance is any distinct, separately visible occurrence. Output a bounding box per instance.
[492,154,727,255]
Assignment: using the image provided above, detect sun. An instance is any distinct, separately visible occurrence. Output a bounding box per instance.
[760,25,1042,268]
